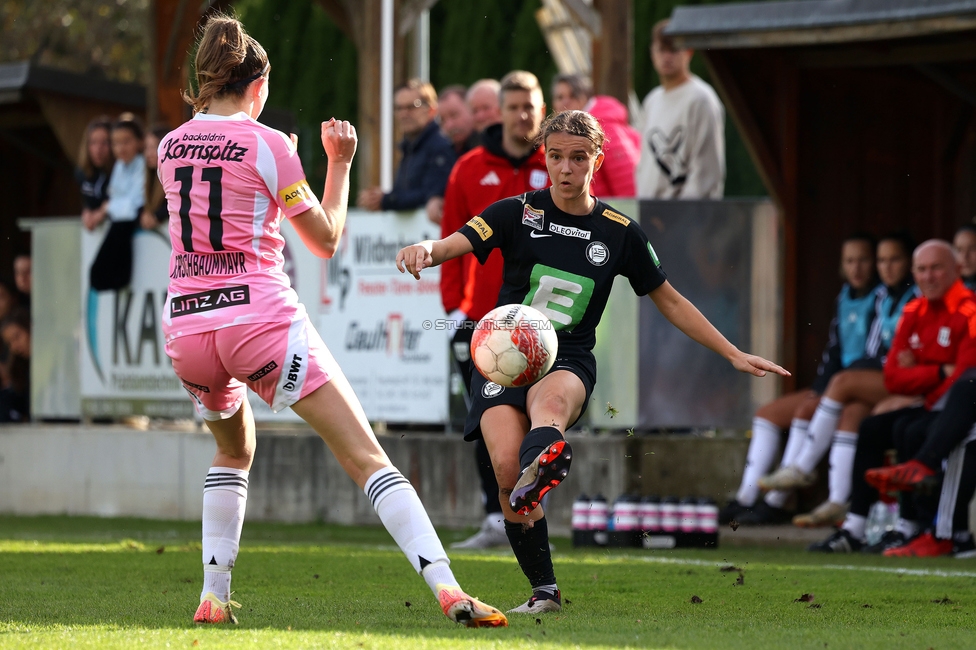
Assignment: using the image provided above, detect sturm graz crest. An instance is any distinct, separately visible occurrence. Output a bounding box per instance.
[482,382,505,398]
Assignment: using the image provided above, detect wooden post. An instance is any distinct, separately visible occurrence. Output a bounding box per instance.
[151,0,202,129]
[592,0,632,106]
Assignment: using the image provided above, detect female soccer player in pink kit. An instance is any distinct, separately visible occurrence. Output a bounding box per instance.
[159,14,506,628]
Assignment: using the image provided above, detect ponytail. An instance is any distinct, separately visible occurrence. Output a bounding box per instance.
[184,13,269,114]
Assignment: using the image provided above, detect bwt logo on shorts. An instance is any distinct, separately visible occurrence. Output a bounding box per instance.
[282,354,303,391]
[170,285,250,317]
[247,360,278,382]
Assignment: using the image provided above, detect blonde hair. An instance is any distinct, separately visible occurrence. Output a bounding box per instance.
[397,78,438,108]
[184,14,269,114]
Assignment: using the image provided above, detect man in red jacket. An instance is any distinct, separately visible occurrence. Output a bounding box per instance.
[810,240,976,554]
[440,70,549,549]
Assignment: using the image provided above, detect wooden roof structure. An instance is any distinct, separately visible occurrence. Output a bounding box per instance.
[666,0,976,387]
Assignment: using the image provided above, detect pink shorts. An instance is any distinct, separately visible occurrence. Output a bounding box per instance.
[165,317,337,420]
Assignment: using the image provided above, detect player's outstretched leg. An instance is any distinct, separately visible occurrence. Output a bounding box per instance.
[483,409,562,614]
[292,373,507,628]
[511,426,572,515]
[192,399,254,624]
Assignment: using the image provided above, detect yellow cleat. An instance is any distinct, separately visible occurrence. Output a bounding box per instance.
[193,592,241,624]
[438,586,508,628]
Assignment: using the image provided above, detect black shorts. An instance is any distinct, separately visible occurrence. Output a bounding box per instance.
[463,349,596,441]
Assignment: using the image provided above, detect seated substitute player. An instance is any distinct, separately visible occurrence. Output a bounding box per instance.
[761,233,917,528]
[953,224,976,290]
[722,234,880,526]
[396,110,788,614]
[809,240,976,553]
[159,14,506,628]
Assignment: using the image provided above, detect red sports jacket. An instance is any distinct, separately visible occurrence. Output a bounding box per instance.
[884,279,976,408]
[439,126,549,320]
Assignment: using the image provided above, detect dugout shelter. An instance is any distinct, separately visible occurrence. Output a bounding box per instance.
[0,61,146,268]
[666,0,976,388]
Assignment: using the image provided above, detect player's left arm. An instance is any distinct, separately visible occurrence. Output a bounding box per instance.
[648,280,790,377]
[396,232,473,280]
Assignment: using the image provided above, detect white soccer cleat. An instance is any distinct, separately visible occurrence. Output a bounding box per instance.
[758,465,816,491]
[508,589,562,614]
[451,515,509,549]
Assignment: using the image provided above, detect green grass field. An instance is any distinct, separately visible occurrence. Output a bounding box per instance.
[1,516,974,649]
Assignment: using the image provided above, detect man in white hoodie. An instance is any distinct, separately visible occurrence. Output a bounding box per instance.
[636,19,725,199]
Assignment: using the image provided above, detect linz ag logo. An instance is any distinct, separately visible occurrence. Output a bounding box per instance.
[247,360,278,382]
[170,285,250,317]
[282,354,303,391]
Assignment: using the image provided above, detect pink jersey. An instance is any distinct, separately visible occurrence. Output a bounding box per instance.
[159,112,319,341]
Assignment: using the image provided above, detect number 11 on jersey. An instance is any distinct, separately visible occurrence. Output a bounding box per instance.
[175,165,225,253]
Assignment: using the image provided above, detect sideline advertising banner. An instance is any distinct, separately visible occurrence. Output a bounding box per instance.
[80,226,190,418]
[314,211,448,423]
[79,211,447,423]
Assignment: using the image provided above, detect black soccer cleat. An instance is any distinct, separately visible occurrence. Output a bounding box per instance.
[510,440,572,516]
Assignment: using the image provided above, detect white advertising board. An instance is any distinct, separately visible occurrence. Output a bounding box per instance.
[313,211,448,423]
[79,210,448,424]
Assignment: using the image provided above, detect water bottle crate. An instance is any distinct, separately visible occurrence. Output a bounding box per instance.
[572,493,720,549]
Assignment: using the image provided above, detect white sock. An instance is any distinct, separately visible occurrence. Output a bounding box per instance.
[364,466,459,596]
[827,431,858,504]
[780,418,810,468]
[895,517,919,538]
[842,513,867,541]
[795,398,843,474]
[736,418,781,507]
[201,466,248,602]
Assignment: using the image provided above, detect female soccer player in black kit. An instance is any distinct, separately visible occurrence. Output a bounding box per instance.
[396,110,789,614]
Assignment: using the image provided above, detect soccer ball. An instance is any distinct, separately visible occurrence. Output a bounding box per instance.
[471,304,558,387]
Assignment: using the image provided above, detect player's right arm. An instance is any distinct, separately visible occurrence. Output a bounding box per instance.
[396,232,473,280]
[289,119,357,258]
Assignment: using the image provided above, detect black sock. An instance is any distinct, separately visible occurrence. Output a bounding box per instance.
[519,426,563,472]
[505,517,556,590]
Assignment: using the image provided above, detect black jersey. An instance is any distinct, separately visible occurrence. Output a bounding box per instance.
[458,189,667,354]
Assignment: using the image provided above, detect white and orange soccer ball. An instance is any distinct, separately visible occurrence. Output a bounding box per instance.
[470,304,558,388]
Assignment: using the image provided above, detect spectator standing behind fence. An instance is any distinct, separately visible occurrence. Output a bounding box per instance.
[88,113,146,291]
[552,73,640,198]
[0,307,30,422]
[77,116,114,232]
[140,124,171,230]
[953,224,976,290]
[12,254,31,308]
[467,79,503,133]
[0,279,16,397]
[636,19,725,199]
[427,85,481,225]
[357,79,456,212]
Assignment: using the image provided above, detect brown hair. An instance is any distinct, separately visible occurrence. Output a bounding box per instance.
[184,14,269,114]
[396,78,438,108]
[500,70,542,98]
[113,112,144,141]
[76,115,114,177]
[539,110,605,154]
[652,18,677,51]
[552,73,592,101]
